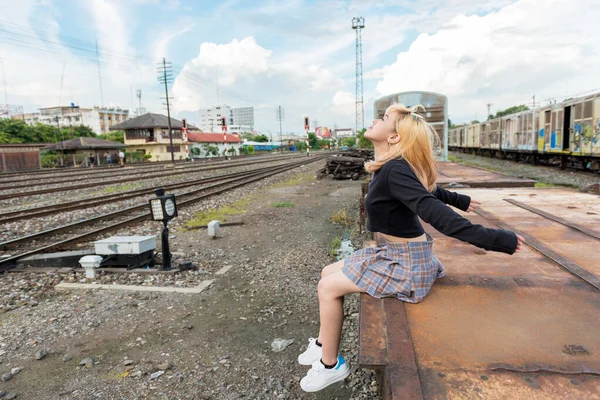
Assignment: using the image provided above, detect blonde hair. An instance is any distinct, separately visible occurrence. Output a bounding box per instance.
[365,104,438,191]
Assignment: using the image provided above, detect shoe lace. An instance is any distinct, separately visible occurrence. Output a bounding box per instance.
[306,362,325,380]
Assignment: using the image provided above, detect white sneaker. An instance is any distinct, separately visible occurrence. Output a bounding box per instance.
[300,356,350,392]
[297,337,322,366]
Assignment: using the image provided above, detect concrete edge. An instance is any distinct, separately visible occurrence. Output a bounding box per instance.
[54,280,214,294]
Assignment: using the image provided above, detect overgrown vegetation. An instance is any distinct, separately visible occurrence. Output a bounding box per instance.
[329,209,351,227]
[273,172,316,188]
[328,236,342,258]
[272,201,295,208]
[185,197,253,228]
[103,183,137,193]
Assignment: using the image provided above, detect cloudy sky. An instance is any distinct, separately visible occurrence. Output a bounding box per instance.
[0,0,598,134]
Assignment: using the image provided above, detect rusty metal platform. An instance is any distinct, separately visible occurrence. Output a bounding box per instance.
[360,188,600,399]
[436,162,536,188]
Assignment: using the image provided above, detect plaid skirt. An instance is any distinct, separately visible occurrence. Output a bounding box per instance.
[341,233,445,303]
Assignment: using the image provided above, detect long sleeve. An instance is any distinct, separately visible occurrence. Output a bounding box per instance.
[386,161,517,254]
[433,186,471,211]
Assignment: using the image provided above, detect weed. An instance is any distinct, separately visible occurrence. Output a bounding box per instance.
[103,183,137,193]
[329,236,342,258]
[273,172,316,188]
[272,201,295,208]
[330,209,351,226]
[185,196,253,228]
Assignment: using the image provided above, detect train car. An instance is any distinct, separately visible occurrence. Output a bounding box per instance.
[374,91,448,161]
[449,91,600,171]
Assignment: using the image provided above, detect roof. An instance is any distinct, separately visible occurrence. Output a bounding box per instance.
[188,132,243,143]
[0,143,51,148]
[109,113,197,131]
[42,137,124,150]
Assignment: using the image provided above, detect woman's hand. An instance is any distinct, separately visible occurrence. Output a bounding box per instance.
[514,234,525,253]
[467,200,482,212]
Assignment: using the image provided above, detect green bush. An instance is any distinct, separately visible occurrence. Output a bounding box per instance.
[143,153,152,161]
[41,154,58,168]
[247,145,255,155]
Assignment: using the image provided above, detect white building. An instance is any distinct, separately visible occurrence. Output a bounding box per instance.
[231,107,254,129]
[198,105,254,132]
[22,105,129,135]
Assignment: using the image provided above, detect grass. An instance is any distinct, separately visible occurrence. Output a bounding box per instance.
[185,197,253,228]
[272,201,295,208]
[272,172,316,188]
[534,182,557,188]
[534,181,578,189]
[329,209,352,227]
[329,236,342,258]
[103,183,137,193]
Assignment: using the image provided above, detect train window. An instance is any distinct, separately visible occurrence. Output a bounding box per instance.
[583,101,593,119]
[574,103,582,120]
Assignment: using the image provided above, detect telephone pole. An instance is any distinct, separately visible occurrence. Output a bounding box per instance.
[276,106,284,153]
[487,103,492,119]
[157,58,175,164]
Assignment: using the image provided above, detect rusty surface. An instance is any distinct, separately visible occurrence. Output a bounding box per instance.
[436,162,536,188]
[362,187,600,399]
[358,293,388,367]
[504,198,600,240]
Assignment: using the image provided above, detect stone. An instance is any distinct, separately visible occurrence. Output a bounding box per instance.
[5,393,17,400]
[1,373,12,382]
[79,358,94,368]
[123,360,135,366]
[10,367,22,375]
[271,338,294,353]
[35,349,48,360]
[130,371,143,378]
[150,370,164,380]
[156,362,171,371]
[62,354,73,362]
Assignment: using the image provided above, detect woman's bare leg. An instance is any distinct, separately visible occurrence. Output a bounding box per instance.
[316,271,365,365]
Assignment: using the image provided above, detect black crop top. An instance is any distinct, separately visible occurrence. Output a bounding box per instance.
[365,158,518,255]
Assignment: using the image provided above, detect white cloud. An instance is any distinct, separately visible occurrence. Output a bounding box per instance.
[153,22,195,61]
[330,91,355,116]
[372,0,600,122]
[172,37,347,131]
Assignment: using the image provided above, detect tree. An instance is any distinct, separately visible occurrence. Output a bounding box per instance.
[343,137,357,147]
[254,134,269,143]
[97,130,124,143]
[296,141,307,151]
[246,145,255,155]
[308,132,318,148]
[240,132,255,141]
[471,120,480,124]
[490,105,530,119]
[191,147,201,156]
[356,128,372,148]
[201,143,219,157]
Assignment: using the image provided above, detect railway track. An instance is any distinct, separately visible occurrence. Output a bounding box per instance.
[0,154,307,200]
[0,153,289,186]
[0,155,326,271]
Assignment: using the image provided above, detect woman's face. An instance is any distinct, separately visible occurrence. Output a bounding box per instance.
[364,112,397,143]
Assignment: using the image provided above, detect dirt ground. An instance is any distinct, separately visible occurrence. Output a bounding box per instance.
[0,161,380,400]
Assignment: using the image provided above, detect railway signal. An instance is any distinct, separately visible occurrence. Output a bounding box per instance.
[149,187,178,270]
[221,116,229,160]
[304,116,310,157]
[182,118,189,161]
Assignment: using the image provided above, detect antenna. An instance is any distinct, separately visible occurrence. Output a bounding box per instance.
[95,37,105,107]
[352,16,365,133]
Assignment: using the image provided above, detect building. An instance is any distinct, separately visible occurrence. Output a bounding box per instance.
[43,137,125,167]
[198,105,254,132]
[111,112,197,162]
[188,132,243,158]
[333,128,354,138]
[21,105,129,135]
[231,107,254,130]
[0,143,47,171]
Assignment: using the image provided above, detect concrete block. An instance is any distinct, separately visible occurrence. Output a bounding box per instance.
[208,220,220,238]
[17,250,95,268]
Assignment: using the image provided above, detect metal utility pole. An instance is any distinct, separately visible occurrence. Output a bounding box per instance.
[487,103,492,119]
[157,58,175,164]
[276,106,284,153]
[352,17,365,133]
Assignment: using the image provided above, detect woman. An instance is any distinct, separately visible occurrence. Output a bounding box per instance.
[297,104,524,393]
